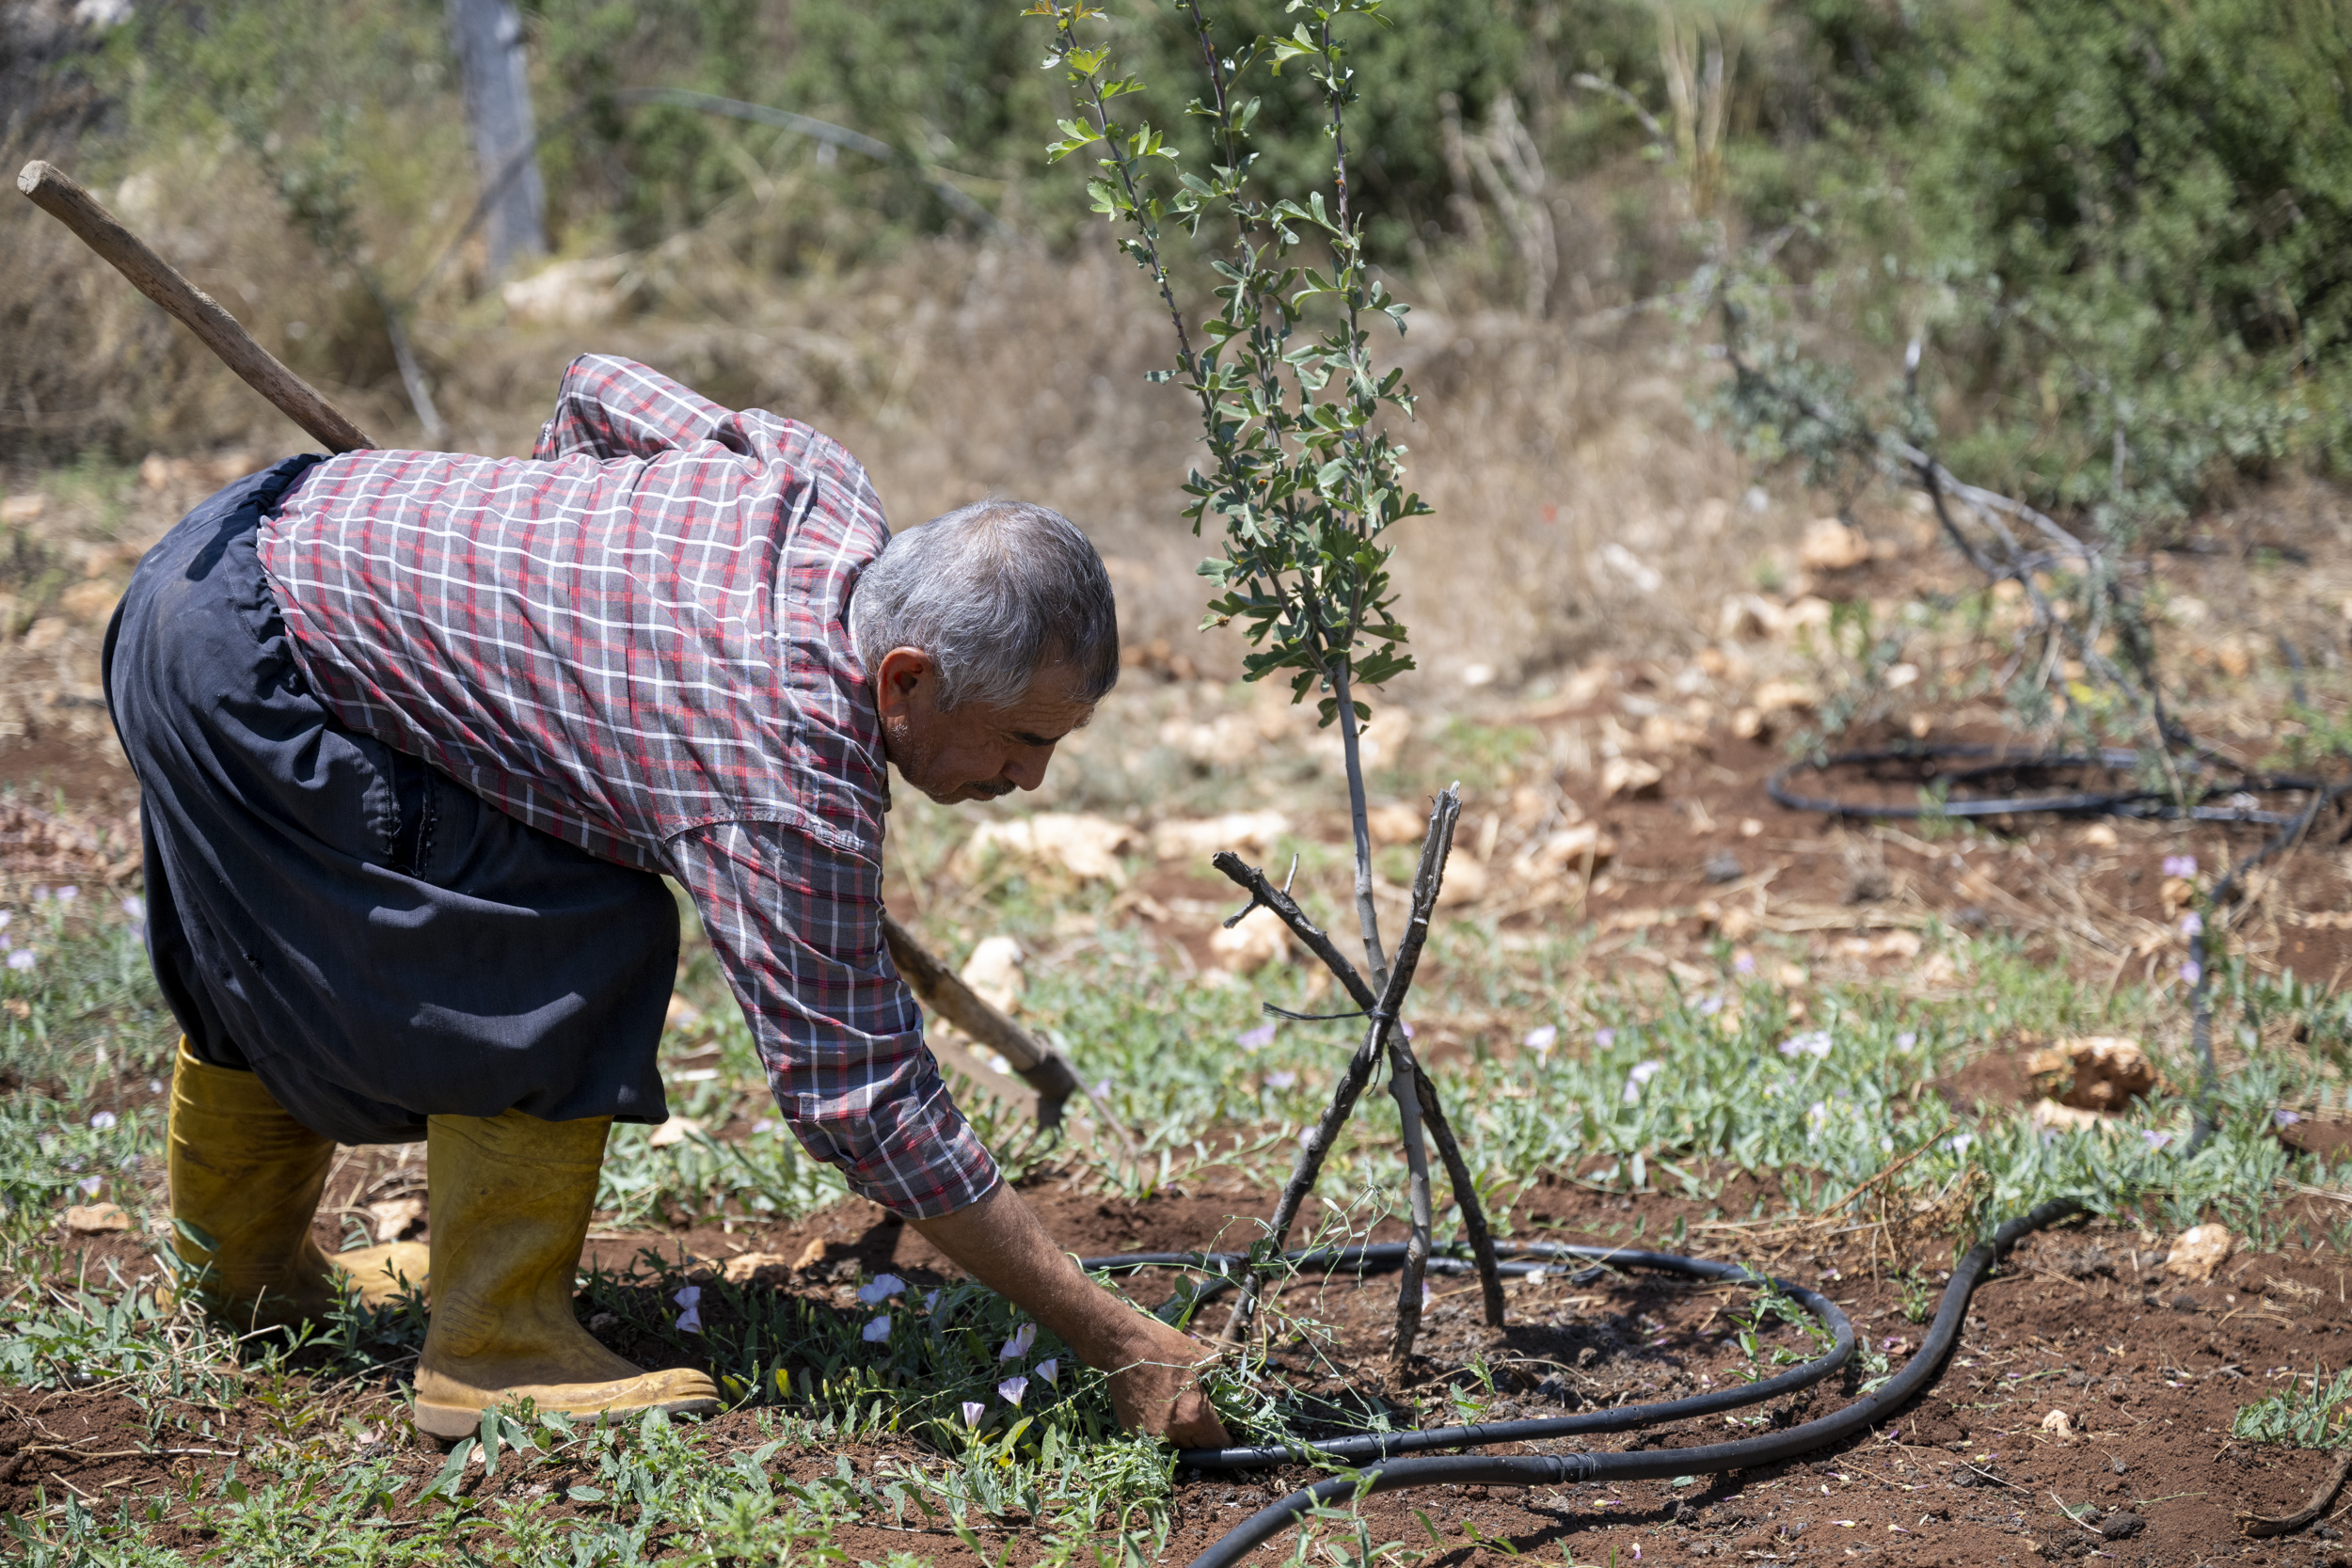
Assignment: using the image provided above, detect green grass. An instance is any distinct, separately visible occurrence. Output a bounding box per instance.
[2233,1365,2352,1451]
[5,844,2350,1560]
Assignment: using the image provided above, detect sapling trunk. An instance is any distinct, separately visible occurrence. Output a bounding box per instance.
[1332,660,1390,990]
[1384,1039,1436,1368]
[1034,0,1494,1366]
[1413,1072,1506,1327]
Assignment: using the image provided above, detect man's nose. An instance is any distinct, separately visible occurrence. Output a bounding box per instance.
[1005,746,1054,792]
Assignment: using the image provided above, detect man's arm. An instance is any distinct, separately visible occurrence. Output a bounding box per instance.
[532,354,733,464]
[668,820,999,1217]
[912,1183,1232,1448]
[667,820,1229,1444]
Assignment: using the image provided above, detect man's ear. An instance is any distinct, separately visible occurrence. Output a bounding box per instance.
[873,646,934,722]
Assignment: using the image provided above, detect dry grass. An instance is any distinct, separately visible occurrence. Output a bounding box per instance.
[1,61,1806,690]
[4,108,2346,726]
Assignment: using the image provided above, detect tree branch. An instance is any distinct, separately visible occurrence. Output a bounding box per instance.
[1414,1073,1505,1327]
[1210,850,1373,1006]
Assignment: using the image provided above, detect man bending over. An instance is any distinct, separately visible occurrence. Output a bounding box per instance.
[105,355,1229,1447]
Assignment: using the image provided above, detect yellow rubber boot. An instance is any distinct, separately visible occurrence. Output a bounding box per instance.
[412,1109,719,1441]
[167,1039,430,1327]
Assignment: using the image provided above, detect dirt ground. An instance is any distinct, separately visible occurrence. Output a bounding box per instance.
[7,1166,2349,1565]
[6,482,2351,1560]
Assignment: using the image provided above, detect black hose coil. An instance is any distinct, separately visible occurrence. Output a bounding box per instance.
[1080,1202,2082,1568]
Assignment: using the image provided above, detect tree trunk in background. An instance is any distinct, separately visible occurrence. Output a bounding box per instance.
[446,0,546,278]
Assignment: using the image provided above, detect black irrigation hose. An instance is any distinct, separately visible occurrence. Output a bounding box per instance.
[1089,745,2344,1566]
[1073,1215,2077,1568]
[1768,744,2321,826]
[1077,1244,1853,1468]
[1155,1201,2088,1568]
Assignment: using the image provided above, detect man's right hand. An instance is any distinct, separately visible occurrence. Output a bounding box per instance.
[910,1180,1232,1449]
[1104,1313,1232,1449]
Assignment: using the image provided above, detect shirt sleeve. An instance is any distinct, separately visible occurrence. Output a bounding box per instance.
[664,819,1002,1221]
[532,354,734,463]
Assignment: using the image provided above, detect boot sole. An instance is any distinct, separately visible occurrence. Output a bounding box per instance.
[413,1393,722,1442]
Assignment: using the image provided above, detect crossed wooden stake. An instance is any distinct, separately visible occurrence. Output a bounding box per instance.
[1211,785,1504,1365]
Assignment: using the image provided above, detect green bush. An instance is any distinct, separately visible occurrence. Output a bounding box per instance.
[1734,0,2352,523]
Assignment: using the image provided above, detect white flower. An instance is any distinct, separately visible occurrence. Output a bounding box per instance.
[862,1314,892,1342]
[88,1111,116,1131]
[961,1400,985,1428]
[8,950,34,972]
[54,887,75,904]
[1523,1024,1558,1063]
[856,1273,907,1305]
[1265,1070,1296,1090]
[77,1175,101,1196]
[0,911,11,932]
[999,1323,1036,1361]
[998,1375,1029,1406]
[1777,1030,1834,1059]
[1035,1358,1058,1386]
[673,1285,703,1334]
[751,1117,775,1134]
[120,896,145,924]
[1621,1059,1664,1104]
[924,1289,942,1313]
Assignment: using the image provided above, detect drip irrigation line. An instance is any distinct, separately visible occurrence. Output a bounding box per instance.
[1078,1244,1853,1469]
[1768,744,2320,826]
[1166,1199,2092,1568]
[1074,1208,2085,1568]
[1065,746,2343,1566]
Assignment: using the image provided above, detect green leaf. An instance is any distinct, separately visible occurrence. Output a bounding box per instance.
[420,1438,474,1503]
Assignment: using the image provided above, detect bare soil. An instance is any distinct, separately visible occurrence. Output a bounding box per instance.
[7,492,2350,1560]
[8,1170,2349,1564]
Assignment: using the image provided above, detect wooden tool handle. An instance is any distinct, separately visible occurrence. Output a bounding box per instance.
[17,160,376,453]
[882,911,1082,1114]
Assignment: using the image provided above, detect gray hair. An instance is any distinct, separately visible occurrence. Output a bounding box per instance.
[848,499,1120,711]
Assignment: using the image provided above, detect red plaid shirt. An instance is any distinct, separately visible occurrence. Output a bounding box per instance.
[258,355,998,1219]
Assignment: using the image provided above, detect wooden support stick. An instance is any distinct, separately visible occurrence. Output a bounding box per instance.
[1213,816,1507,1328]
[1216,787,1470,1350]
[2240,1449,2352,1539]
[17,160,375,453]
